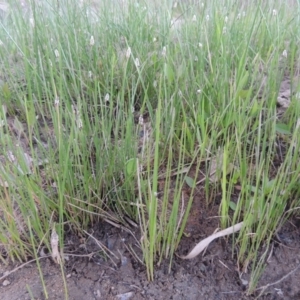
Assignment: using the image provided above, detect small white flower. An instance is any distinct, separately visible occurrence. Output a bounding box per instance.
[134,57,140,68]
[178,90,183,98]
[88,71,92,78]
[224,16,228,23]
[201,2,204,8]
[272,9,277,16]
[223,27,227,34]
[54,49,59,58]
[154,191,158,197]
[197,89,202,94]
[54,96,60,106]
[105,93,110,102]
[126,47,131,59]
[153,37,157,42]
[282,49,287,58]
[29,17,34,27]
[139,115,144,125]
[192,15,197,22]
[153,80,157,88]
[161,46,167,58]
[206,15,210,21]
[198,42,203,48]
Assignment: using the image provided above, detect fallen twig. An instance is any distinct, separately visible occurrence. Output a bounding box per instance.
[255,263,300,298]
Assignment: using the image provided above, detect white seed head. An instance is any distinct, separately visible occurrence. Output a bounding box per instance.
[134,57,140,68]
[7,151,15,163]
[192,15,197,22]
[77,118,83,129]
[153,37,157,42]
[194,56,198,62]
[139,115,144,125]
[206,15,210,21]
[296,118,300,130]
[282,49,287,58]
[126,47,131,59]
[223,27,227,34]
[54,96,60,106]
[198,42,203,48]
[54,49,59,58]
[178,90,183,98]
[173,2,177,8]
[201,2,204,8]
[29,17,35,27]
[224,16,228,23]
[272,9,277,16]
[153,80,157,88]
[90,35,95,46]
[161,46,167,58]
[139,164,144,172]
[237,13,241,20]
[197,89,202,94]
[88,70,92,78]
[49,59,53,67]
[105,93,110,102]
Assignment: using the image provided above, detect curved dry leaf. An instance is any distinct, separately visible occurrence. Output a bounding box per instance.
[181,222,243,259]
[51,226,61,264]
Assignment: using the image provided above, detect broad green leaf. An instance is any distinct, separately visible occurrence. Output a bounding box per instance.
[276,123,291,135]
[185,176,196,188]
[236,89,251,99]
[250,99,259,116]
[229,201,237,211]
[125,158,137,176]
[164,63,175,83]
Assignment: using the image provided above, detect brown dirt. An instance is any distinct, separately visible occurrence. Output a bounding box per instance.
[0,192,300,300]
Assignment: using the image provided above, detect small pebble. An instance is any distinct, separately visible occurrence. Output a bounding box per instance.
[3,280,10,286]
[116,291,134,300]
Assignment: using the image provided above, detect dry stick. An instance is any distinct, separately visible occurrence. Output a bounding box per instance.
[0,255,52,282]
[255,263,300,298]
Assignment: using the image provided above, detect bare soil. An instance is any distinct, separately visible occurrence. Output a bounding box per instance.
[0,191,300,300]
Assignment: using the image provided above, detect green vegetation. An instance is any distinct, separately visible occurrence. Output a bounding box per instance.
[0,0,299,294]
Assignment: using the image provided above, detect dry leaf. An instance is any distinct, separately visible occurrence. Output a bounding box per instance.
[180,222,243,259]
[51,226,61,264]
